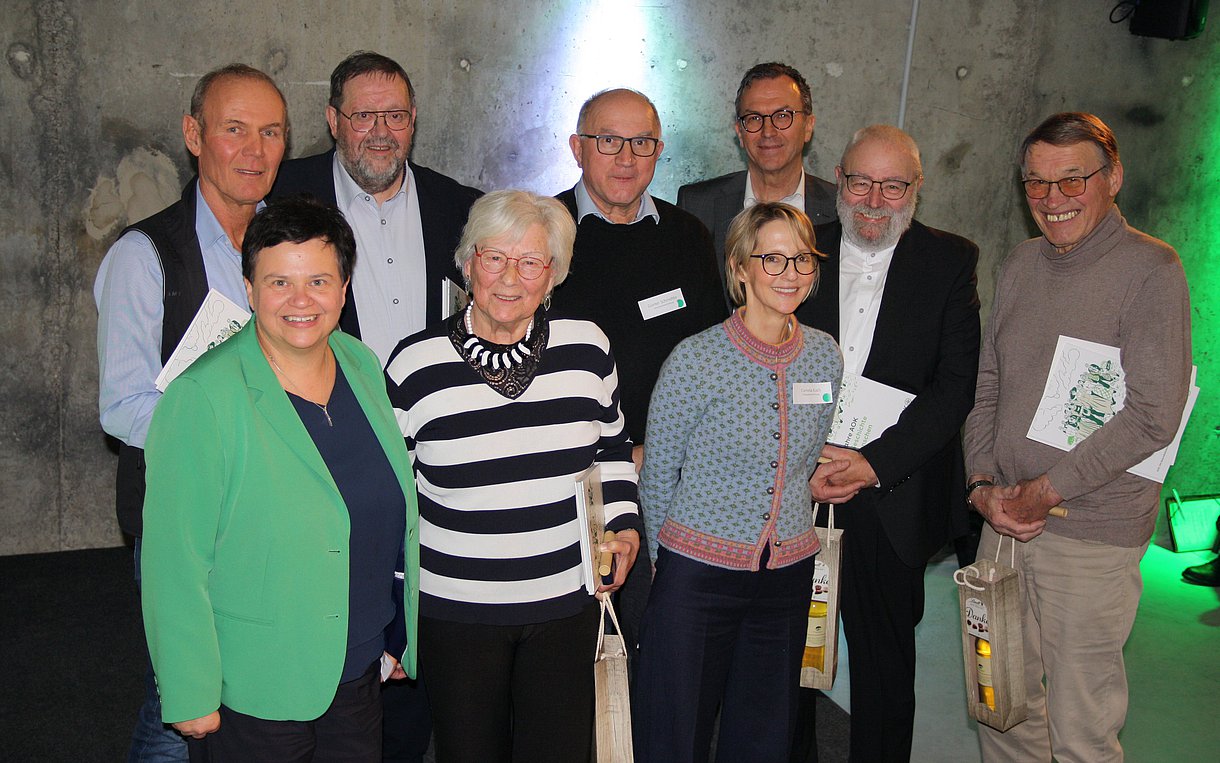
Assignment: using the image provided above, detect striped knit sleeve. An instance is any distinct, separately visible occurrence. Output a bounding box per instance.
[592,338,642,535]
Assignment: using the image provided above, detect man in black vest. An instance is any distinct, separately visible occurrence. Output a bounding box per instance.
[94,63,287,760]
[272,51,481,369]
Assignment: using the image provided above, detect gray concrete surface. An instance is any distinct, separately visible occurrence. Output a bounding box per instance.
[2,1,1215,553]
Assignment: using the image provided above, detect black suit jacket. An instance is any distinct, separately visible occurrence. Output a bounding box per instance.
[271,149,482,337]
[797,220,980,567]
[677,170,838,301]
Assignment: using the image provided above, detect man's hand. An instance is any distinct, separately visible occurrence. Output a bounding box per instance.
[970,480,1046,543]
[596,528,640,598]
[809,445,875,504]
[172,710,220,739]
[1001,474,1063,525]
[631,444,645,474]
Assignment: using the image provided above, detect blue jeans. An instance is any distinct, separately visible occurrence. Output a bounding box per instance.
[129,539,189,762]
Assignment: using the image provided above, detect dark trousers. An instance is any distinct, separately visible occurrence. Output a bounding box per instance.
[188,661,382,762]
[418,602,600,763]
[837,502,926,763]
[632,548,814,763]
[380,675,431,763]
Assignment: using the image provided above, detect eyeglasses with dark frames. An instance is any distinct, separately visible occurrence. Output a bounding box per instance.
[474,248,552,280]
[578,134,660,157]
[840,172,916,201]
[337,109,413,132]
[1021,166,1108,199]
[749,252,818,276]
[737,108,808,133]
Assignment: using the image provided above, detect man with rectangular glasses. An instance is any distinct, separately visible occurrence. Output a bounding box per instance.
[272,51,480,763]
[551,88,728,666]
[803,124,981,762]
[272,51,481,369]
[964,112,1191,762]
[678,62,838,306]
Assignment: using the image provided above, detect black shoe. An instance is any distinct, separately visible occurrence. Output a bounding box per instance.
[1182,556,1220,586]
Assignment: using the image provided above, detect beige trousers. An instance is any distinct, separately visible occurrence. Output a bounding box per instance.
[976,524,1147,763]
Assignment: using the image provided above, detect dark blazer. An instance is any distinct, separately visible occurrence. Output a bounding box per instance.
[677,170,838,300]
[796,219,980,567]
[271,150,482,337]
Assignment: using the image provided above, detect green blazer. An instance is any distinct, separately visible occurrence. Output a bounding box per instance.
[141,321,419,723]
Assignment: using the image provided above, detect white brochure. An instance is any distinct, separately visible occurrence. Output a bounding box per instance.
[154,289,251,392]
[1025,334,1198,484]
[826,372,915,448]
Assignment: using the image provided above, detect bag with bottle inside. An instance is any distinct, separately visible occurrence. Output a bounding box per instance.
[954,535,1028,731]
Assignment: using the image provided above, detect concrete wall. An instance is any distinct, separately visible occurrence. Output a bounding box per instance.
[2,0,1214,554]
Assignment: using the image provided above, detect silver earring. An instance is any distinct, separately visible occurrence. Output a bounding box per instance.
[543,293,553,311]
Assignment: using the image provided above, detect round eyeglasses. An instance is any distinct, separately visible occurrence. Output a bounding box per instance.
[737,108,807,133]
[749,252,817,276]
[841,173,916,201]
[474,248,552,280]
[578,134,660,157]
[1021,166,1107,199]
[337,109,413,132]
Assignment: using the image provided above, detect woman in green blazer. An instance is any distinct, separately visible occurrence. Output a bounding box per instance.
[141,198,419,760]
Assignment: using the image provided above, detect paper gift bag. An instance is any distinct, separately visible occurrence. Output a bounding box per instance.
[594,596,633,762]
[800,503,843,690]
[954,537,1028,731]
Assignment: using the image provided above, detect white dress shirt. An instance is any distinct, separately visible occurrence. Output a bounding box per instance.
[334,156,427,367]
[838,236,898,375]
[744,171,805,210]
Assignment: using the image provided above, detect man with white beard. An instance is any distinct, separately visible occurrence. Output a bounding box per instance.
[797,125,981,762]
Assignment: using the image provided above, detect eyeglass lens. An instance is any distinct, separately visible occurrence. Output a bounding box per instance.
[345,110,411,132]
[477,250,549,280]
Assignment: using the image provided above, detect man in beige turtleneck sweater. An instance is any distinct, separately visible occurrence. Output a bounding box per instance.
[964,112,1192,762]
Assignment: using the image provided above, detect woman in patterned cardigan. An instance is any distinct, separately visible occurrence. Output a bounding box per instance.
[633,202,843,762]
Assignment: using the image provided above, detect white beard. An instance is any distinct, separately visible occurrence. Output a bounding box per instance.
[837,192,917,251]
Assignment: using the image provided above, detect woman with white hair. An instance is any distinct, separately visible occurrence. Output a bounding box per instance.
[385,189,642,762]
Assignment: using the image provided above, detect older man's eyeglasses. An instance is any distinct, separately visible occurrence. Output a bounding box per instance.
[841,173,916,201]
[337,109,413,132]
[750,252,817,276]
[737,108,807,133]
[475,248,552,280]
[1021,166,1107,199]
[578,134,660,157]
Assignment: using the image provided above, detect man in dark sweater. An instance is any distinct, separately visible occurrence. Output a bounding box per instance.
[551,88,728,659]
[965,113,1191,762]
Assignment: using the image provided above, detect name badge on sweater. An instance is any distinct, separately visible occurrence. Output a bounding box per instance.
[793,382,834,405]
[638,288,687,320]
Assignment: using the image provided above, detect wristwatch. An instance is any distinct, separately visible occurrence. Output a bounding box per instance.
[965,479,994,508]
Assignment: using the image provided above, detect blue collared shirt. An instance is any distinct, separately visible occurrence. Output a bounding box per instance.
[573,180,660,224]
[333,156,427,367]
[94,182,255,448]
